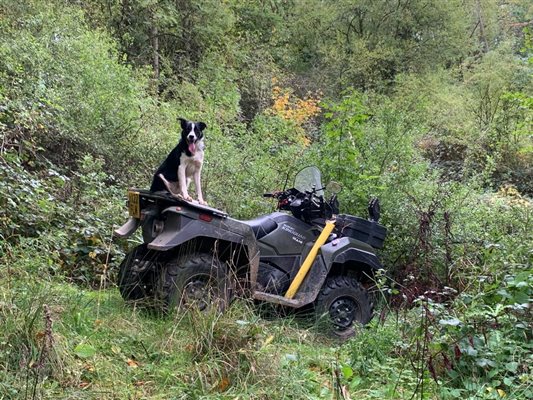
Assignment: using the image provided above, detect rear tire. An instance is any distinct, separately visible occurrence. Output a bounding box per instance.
[316,275,373,340]
[117,244,158,301]
[157,252,232,313]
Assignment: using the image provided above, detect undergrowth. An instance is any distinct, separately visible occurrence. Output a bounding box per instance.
[1,233,531,399]
[1,143,531,399]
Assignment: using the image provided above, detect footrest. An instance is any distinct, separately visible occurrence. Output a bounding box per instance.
[253,291,303,308]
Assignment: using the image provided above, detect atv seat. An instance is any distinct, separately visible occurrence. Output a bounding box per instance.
[242,215,278,239]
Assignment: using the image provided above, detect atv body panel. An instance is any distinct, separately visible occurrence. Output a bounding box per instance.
[243,208,385,308]
[148,207,256,252]
[114,189,259,273]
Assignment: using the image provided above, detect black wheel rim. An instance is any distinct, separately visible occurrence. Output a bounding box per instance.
[182,275,215,311]
[329,297,359,330]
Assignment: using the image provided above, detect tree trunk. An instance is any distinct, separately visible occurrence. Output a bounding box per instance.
[151,15,159,82]
[475,0,489,53]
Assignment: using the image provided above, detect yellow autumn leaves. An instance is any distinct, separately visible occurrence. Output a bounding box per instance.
[497,185,531,208]
[267,77,322,146]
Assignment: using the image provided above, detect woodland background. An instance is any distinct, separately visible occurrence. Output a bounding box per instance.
[0,0,531,399]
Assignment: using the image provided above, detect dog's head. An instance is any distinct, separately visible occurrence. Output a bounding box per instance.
[179,118,207,155]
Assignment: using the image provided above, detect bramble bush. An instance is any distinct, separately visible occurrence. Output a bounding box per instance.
[0,0,173,184]
[0,152,127,286]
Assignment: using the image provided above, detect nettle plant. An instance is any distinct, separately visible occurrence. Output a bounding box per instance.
[418,272,532,399]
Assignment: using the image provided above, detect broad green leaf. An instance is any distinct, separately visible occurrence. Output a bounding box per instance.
[74,343,96,359]
[341,365,353,379]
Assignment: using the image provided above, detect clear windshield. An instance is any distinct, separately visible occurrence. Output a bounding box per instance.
[294,166,324,197]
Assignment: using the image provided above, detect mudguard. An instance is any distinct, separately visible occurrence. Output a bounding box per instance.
[147,207,259,270]
[253,236,383,308]
[296,237,383,302]
[325,237,383,271]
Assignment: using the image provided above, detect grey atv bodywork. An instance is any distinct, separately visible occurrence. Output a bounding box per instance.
[148,207,257,254]
[115,189,383,310]
[252,235,383,307]
[114,190,259,275]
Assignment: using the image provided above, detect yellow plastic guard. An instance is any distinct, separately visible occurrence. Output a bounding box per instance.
[285,220,336,299]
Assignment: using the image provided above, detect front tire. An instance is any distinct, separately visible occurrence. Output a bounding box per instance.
[157,253,232,313]
[316,275,373,340]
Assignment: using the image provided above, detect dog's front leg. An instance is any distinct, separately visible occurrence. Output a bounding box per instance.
[194,166,207,205]
[178,164,192,201]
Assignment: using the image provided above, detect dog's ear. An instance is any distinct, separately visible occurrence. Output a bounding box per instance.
[197,122,207,131]
[178,118,188,130]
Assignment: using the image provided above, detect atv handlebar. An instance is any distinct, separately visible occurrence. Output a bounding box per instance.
[264,187,328,223]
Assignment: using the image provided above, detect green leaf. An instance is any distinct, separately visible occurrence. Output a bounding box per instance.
[503,377,514,386]
[505,362,518,373]
[439,318,461,326]
[465,345,478,356]
[341,365,353,379]
[74,343,96,358]
[350,376,362,389]
[475,358,495,367]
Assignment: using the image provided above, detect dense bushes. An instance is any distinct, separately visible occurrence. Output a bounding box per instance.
[0,153,126,285]
[0,0,180,187]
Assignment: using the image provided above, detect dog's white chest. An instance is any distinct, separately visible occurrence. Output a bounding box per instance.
[180,143,204,176]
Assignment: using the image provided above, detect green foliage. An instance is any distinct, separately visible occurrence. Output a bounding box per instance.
[88,0,237,80]
[436,275,532,399]
[400,268,533,400]
[0,153,125,285]
[190,112,311,219]
[279,0,473,92]
[389,46,533,193]
[1,0,532,399]
[0,0,172,181]
[318,89,422,212]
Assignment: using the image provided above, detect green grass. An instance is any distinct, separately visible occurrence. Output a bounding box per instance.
[1,245,530,399]
[1,263,434,400]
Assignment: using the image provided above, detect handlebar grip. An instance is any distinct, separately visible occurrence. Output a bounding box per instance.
[263,193,274,198]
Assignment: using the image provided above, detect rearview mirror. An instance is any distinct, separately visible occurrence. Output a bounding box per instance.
[326,181,342,194]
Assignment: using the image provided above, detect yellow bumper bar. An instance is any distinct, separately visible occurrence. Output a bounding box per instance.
[284,220,336,299]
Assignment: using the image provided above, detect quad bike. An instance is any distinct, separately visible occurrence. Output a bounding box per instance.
[114,166,386,338]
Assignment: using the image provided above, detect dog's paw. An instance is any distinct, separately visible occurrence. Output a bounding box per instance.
[199,199,208,206]
[184,195,193,202]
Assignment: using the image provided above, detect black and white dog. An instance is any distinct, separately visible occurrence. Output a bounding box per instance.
[150,118,207,205]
